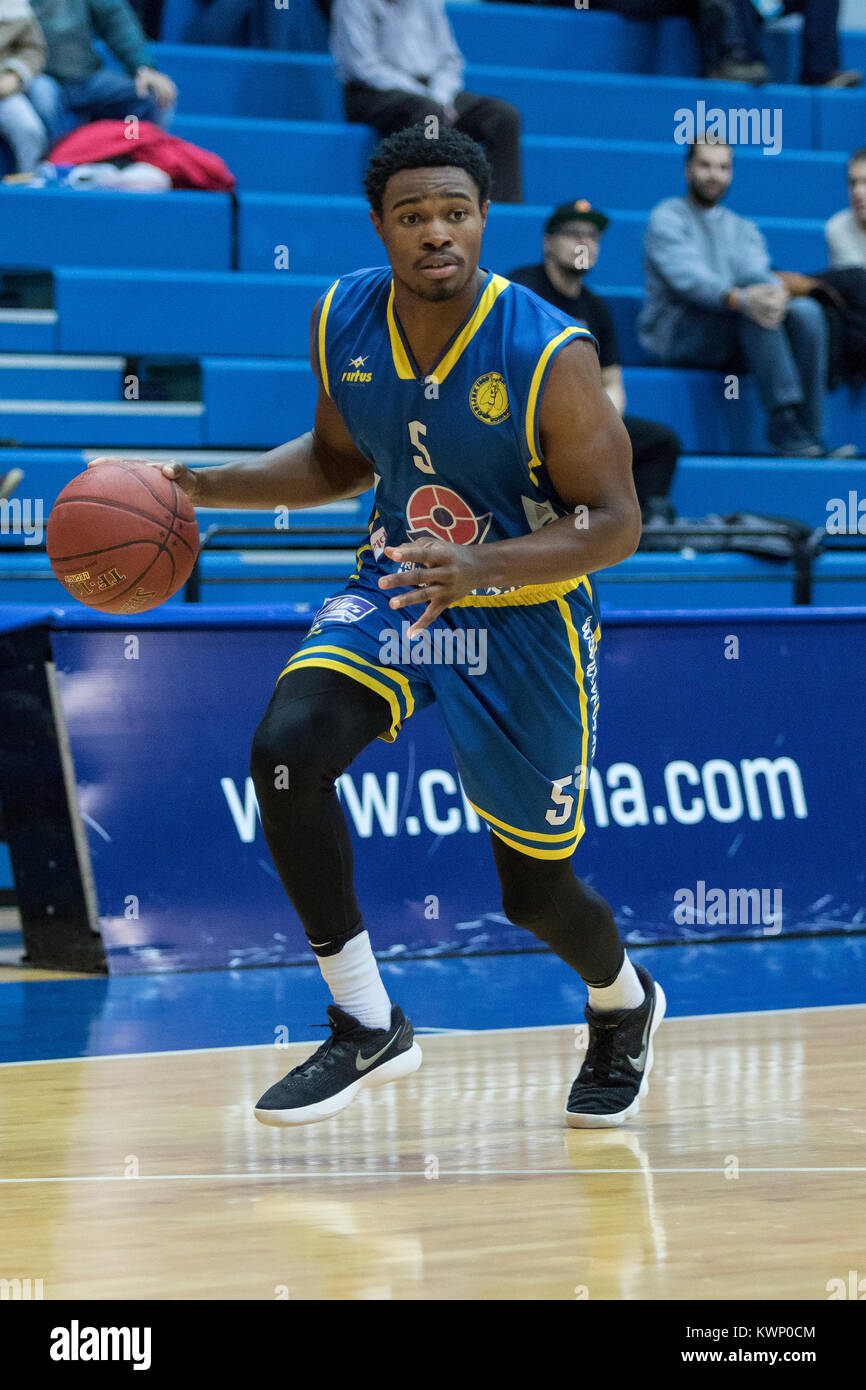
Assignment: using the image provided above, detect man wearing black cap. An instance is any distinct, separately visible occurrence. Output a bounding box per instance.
[508,201,680,523]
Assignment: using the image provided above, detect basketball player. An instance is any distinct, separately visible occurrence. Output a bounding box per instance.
[95,126,665,1129]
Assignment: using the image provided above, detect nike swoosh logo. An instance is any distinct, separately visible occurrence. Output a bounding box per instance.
[626,1000,654,1070]
[356,1038,396,1072]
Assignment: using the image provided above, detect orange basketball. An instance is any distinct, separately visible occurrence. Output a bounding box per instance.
[46,460,200,615]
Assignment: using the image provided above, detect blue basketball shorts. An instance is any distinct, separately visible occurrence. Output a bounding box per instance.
[276,574,602,860]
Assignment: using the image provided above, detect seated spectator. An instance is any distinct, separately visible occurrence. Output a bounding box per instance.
[639,139,855,458]
[187,0,328,51]
[591,0,771,83]
[727,0,860,87]
[826,149,866,269]
[331,0,522,203]
[26,0,177,147]
[0,0,48,173]
[508,199,681,523]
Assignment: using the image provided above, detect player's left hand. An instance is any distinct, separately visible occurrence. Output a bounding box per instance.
[378,541,487,636]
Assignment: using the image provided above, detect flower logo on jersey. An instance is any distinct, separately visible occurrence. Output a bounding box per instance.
[469,371,510,424]
[405,484,492,545]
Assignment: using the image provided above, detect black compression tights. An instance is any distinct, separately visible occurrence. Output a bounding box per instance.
[249,665,625,985]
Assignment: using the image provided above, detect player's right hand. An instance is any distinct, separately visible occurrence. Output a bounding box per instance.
[87,456,202,503]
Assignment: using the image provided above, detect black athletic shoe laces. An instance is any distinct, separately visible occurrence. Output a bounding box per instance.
[581,1010,644,1086]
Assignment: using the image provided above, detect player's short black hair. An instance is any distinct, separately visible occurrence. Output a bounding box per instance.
[364,124,492,216]
[848,146,866,167]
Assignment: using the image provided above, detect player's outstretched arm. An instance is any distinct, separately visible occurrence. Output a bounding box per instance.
[87,301,375,510]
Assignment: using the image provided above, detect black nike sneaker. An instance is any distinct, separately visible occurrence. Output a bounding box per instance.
[565,965,666,1128]
[254,1003,422,1127]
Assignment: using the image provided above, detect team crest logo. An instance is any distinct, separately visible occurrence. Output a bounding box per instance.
[469,371,510,424]
[406,484,492,545]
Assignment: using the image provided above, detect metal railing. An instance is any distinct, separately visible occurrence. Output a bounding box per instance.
[183,519,835,606]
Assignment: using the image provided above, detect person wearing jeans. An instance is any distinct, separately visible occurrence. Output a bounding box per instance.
[27,0,177,146]
[639,140,855,458]
[0,0,48,172]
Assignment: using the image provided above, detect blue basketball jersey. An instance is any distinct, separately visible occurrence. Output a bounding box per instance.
[315,263,599,609]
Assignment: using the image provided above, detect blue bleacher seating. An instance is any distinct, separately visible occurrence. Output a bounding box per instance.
[2,4,864,611]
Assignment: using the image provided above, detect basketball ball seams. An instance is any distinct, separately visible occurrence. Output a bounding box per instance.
[46,460,199,613]
[49,494,198,561]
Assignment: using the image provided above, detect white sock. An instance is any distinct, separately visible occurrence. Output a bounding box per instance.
[315,930,392,1031]
[587,954,645,1013]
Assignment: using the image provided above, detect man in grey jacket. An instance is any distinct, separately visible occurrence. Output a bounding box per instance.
[639,139,853,458]
[825,148,866,270]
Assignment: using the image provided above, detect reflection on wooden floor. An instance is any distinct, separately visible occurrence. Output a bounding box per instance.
[1,1007,863,1300]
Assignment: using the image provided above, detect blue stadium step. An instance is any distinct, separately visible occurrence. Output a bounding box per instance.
[0,189,233,272]
[0,401,204,447]
[52,267,649,365]
[9,546,863,611]
[0,309,58,354]
[154,44,342,119]
[171,108,835,199]
[814,89,866,152]
[172,77,817,169]
[624,368,865,456]
[522,138,847,225]
[9,448,862,548]
[236,193,829,280]
[0,449,372,545]
[54,268,332,357]
[197,357,866,455]
[201,358,314,446]
[671,457,866,529]
[172,116,373,194]
[0,354,125,402]
[152,11,866,83]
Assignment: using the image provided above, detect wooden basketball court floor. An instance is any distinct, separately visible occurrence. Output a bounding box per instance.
[1,947,864,1301]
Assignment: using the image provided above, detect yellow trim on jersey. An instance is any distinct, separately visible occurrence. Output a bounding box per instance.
[467,797,580,843]
[349,541,372,583]
[433,273,510,384]
[490,825,584,860]
[555,595,590,833]
[386,273,511,384]
[386,283,414,380]
[279,643,415,717]
[524,325,594,484]
[317,279,340,397]
[280,656,405,745]
[452,575,584,608]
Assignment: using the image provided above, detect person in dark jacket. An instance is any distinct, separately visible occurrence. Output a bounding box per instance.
[27,0,177,145]
[508,200,681,522]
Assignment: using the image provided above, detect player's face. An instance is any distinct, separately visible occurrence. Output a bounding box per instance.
[686,145,733,206]
[848,159,866,222]
[372,166,489,301]
[545,220,601,274]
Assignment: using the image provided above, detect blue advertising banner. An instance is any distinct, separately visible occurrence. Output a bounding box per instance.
[49,606,866,974]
